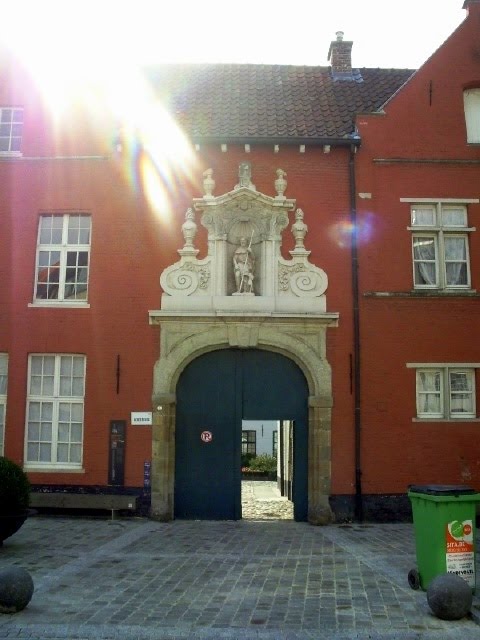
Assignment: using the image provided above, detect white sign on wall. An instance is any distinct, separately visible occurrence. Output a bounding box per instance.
[131,412,152,426]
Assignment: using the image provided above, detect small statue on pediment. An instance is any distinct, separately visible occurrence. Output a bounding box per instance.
[235,162,255,190]
[275,169,287,198]
[203,168,215,198]
[181,208,197,249]
[292,208,308,249]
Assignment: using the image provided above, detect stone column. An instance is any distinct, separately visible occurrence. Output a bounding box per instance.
[308,397,334,525]
[150,395,176,521]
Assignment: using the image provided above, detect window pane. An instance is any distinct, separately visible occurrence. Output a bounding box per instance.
[29,402,41,421]
[413,237,437,286]
[444,236,466,260]
[41,402,53,420]
[40,422,52,440]
[71,404,83,422]
[68,215,91,244]
[28,422,40,441]
[411,207,435,226]
[57,444,68,462]
[10,137,21,152]
[449,371,474,416]
[444,236,468,286]
[27,443,39,461]
[464,88,480,143]
[40,443,51,462]
[70,444,81,463]
[442,207,467,227]
[417,370,443,416]
[58,422,69,441]
[71,423,82,442]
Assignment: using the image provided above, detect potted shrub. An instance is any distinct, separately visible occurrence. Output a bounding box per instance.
[0,457,32,546]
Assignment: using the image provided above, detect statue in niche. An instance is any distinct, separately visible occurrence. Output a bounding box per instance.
[233,237,255,294]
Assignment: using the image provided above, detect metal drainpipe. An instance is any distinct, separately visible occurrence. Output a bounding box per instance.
[349,143,363,522]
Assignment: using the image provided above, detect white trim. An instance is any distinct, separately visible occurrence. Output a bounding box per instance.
[28,303,91,309]
[412,418,480,423]
[408,227,476,232]
[401,198,479,203]
[0,151,22,158]
[407,363,480,368]
[23,465,85,473]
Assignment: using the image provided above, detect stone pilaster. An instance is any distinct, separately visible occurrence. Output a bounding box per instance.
[308,398,334,525]
[150,396,176,521]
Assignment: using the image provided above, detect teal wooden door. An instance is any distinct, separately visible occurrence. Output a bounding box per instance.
[175,349,308,520]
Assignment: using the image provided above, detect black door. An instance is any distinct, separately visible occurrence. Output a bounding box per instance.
[175,349,308,520]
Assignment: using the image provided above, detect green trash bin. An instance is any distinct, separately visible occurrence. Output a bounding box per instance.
[408,484,480,592]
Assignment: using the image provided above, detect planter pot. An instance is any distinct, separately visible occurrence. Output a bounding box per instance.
[0,510,34,546]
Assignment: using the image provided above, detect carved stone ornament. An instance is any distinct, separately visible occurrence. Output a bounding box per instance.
[203,168,215,199]
[158,165,329,314]
[274,169,287,199]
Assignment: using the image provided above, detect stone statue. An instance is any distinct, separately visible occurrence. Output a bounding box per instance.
[233,237,255,294]
[275,169,287,198]
[203,168,215,198]
[235,162,255,190]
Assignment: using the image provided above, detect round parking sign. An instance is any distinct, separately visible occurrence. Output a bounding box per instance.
[200,430,213,443]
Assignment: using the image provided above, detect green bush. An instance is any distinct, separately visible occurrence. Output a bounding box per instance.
[0,457,31,515]
[247,454,277,474]
[241,452,255,468]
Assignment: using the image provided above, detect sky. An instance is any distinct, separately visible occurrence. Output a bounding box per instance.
[3,0,468,71]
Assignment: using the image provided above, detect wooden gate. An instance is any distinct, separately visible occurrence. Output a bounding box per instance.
[175,349,308,520]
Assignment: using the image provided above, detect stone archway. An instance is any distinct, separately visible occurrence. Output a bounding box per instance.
[148,314,337,524]
[149,163,339,524]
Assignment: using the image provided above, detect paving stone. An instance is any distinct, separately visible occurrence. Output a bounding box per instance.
[0,491,479,640]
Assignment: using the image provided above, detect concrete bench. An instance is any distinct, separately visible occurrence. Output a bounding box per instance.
[29,492,139,519]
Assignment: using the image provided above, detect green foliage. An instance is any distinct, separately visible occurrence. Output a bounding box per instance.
[241,452,255,468]
[0,457,31,515]
[247,454,277,474]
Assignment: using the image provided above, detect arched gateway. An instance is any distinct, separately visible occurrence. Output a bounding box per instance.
[149,164,338,524]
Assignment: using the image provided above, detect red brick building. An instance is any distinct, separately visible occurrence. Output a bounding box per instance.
[0,0,478,522]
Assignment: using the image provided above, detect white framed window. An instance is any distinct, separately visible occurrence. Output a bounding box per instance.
[408,363,478,420]
[34,214,91,303]
[464,89,480,143]
[0,354,8,456]
[25,354,85,469]
[405,200,476,290]
[0,107,23,154]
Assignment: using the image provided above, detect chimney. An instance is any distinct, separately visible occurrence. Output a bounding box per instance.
[328,31,353,75]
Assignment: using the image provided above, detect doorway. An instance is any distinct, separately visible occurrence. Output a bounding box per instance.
[175,349,308,520]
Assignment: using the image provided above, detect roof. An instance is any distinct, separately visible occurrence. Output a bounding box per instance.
[146,64,415,143]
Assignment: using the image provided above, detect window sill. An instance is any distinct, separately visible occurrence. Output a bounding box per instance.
[0,151,22,159]
[412,418,480,423]
[24,466,85,473]
[364,290,479,298]
[28,302,90,309]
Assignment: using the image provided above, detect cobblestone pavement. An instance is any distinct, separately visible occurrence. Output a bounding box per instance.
[0,490,480,640]
[241,481,293,520]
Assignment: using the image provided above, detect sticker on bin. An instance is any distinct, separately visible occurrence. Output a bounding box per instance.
[446,519,475,588]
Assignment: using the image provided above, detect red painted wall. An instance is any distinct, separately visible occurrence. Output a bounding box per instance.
[355,3,480,494]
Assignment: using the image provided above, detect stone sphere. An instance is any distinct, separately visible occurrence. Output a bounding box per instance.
[0,567,34,614]
[426,573,472,620]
